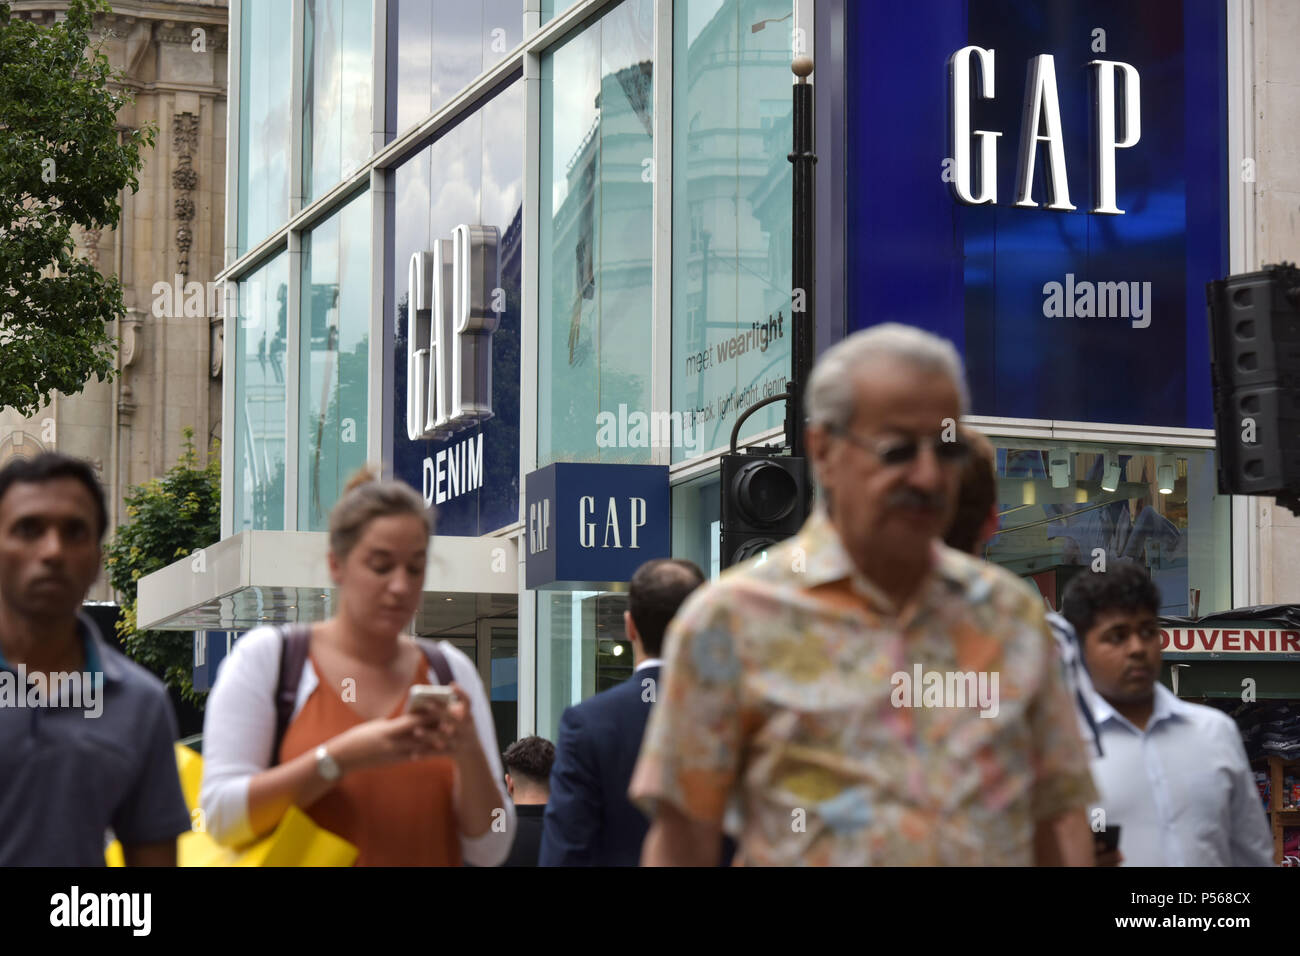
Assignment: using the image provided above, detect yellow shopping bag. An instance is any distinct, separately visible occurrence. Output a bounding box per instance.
[108,744,358,867]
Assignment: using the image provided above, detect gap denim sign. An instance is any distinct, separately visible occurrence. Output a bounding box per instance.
[406,224,501,441]
[524,463,670,590]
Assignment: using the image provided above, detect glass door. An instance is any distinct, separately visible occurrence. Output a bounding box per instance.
[479,619,518,754]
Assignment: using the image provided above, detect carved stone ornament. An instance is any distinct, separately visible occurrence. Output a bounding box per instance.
[120,313,143,369]
[80,226,102,268]
[210,317,224,379]
[172,165,198,191]
[172,112,199,276]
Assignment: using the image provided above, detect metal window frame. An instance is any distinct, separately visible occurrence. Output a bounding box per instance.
[1227,0,1257,608]
[650,0,673,468]
[518,0,543,738]
[221,0,242,538]
[223,0,621,543]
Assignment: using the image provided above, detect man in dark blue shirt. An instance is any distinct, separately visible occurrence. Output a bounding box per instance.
[500,736,555,867]
[0,453,189,866]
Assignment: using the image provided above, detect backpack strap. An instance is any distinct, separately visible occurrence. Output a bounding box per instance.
[272,623,313,767]
[418,641,454,686]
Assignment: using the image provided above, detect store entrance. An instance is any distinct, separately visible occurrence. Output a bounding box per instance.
[536,590,636,742]
[426,616,519,754]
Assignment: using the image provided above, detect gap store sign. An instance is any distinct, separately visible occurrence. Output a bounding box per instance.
[525,463,670,590]
[846,0,1228,428]
[392,220,521,536]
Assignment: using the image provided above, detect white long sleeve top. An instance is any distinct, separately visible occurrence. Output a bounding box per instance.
[198,625,515,866]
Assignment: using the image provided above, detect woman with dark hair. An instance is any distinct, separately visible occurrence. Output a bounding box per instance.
[199,469,513,865]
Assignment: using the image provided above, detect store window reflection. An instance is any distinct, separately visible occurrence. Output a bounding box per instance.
[536,590,631,742]
[299,191,371,531]
[234,254,289,531]
[986,441,1230,616]
[237,0,291,255]
[302,0,373,203]
[538,0,654,466]
[386,0,522,143]
[671,0,795,463]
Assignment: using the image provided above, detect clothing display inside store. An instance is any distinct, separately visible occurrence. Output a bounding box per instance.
[1209,700,1300,866]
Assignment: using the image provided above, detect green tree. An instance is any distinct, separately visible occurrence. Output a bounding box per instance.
[0,0,155,416]
[105,428,220,703]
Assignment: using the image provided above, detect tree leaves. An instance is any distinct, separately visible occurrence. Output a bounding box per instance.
[0,0,156,416]
[104,427,220,703]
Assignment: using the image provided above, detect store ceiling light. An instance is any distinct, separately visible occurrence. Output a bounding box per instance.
[1101,451,1121,493]
[1049,448,1071,488]
[1158,457,1176,495]
[612,644,624,657]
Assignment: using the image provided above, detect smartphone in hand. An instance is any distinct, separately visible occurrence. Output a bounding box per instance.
[405,684,455,713]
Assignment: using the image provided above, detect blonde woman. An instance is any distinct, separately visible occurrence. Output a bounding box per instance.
[199,470,514,865]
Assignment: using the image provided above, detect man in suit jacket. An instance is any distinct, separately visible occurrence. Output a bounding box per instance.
[539,559,705,866]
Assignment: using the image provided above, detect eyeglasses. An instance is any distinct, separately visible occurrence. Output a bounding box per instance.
[832,428,971,467]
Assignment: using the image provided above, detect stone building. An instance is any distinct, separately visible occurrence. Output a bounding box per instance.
[0,0,228,602]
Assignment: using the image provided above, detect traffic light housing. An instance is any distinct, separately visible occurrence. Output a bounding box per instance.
[719,451,810,569]
[1206,263,1300,514]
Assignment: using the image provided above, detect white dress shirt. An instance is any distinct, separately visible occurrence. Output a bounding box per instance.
[1046,612,1104,758]
[199,626,514,865]
[1086,682,1273,866]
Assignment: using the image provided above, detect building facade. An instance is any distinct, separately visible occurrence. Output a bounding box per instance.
[0,0,228,602]
[138,0,1300,745]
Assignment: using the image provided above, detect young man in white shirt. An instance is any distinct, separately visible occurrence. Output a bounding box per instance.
[1060,563,1273,867]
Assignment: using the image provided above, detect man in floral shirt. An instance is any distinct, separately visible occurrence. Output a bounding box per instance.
[630,323,1097,866]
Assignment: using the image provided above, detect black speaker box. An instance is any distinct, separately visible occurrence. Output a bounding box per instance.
[1207,264,1300,500]
[1207,264,1300,389]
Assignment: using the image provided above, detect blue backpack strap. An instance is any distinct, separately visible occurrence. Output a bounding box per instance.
[272,623,313,766]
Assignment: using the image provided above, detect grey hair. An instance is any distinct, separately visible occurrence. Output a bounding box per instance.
[805,323,970,432]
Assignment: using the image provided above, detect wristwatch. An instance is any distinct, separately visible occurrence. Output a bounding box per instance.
[314,744,341,783]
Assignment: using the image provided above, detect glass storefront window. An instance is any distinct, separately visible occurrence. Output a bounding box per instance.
[671,0,794,463]
[302,0,374,203]
[299,191,371,531]
[234,253,290,531]
[538,0,654,467]
[387,83,523,537]
[237,0,292,255]
[672,471,722,580]
[489,625,519,753]
[385,0,522,143]
[541,0,579,25]
[668,437,1229,615]
[985,440,1230,616]
[536,589,630,741]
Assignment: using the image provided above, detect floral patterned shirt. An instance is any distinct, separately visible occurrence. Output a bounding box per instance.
[629,509,1098,865]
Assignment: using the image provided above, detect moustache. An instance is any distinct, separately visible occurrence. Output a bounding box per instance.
[886,489,949,512]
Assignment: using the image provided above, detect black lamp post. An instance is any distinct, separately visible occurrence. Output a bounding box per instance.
[788,56,816,465]
[718,55,818,569]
